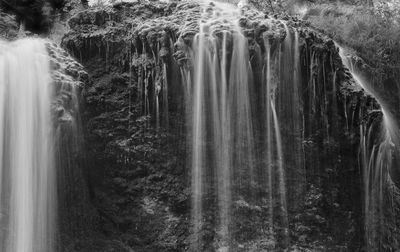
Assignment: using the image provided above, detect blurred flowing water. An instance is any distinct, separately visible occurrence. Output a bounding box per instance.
[188,3,249,248]
[183,1,302,249]
[184,1,399,250]
[0,3,396,252]
[339,47,399,252]
[0,38,56,252]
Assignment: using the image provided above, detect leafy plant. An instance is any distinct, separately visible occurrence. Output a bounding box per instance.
[303,1,400,70]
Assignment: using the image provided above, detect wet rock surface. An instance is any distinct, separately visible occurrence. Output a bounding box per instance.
[60,1,387,251]
[62,1,194,251]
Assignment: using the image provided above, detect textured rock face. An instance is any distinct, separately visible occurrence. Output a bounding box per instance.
[61,1,385,251]
[62,2,193,251]
[47,42,98,251]
[0,12,18,39]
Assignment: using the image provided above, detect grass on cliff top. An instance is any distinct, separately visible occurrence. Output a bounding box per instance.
[249,0,400,72]
[303,2,400,71]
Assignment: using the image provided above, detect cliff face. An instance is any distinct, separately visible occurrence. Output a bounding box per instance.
[0,12,18,39]
[61,1,386,251]
[62,2,193,251]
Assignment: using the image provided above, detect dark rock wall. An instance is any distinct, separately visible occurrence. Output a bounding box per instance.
[47,42,100,251]
[61,1,387,251]
[292,36,373,250]
[62,2,197,251]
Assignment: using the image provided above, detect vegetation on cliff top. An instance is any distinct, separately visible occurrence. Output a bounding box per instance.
[246,0,400,70]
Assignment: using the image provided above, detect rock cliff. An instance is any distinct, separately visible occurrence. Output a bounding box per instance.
[60,1,386,250]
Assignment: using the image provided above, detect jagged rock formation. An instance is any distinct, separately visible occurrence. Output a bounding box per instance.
[60,1,397,251]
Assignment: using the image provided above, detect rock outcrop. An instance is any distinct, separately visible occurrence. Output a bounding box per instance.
[61,1,388,251]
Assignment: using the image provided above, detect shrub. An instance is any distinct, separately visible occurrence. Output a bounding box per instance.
[303,2,400,70]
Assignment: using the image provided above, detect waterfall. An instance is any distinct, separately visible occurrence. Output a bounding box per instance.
[263,36,289,240]
[360,112,396,251]
[339,47,399,251]
[187,2,255,249]
[0,38,56,252]
[184,2,298,250]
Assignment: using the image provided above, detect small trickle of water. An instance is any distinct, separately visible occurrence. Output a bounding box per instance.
[360,113,394,251]
[0,38,56,252]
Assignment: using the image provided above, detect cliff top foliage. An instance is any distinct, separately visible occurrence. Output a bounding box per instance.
[83,0,400,72]
[304,1,400,72]
[249,0,400,73]
[2,0,400,68]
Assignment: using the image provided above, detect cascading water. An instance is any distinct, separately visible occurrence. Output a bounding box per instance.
[339,47,400,251]
[360,112,398,251]
[0,38,56,252]
[184,1,300,250]
[188,3,253,248]
[52,0,400,250]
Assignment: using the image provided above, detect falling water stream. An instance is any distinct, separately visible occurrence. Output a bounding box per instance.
[185,1,297,249]
[339,47,399,251]
[189,2,252,247]
[0,38,56,252]
[184,1,398,250]
[0,2,397,252]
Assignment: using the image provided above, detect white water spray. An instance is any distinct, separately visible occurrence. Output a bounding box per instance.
[187,1,255,249]
[0,38,56,252]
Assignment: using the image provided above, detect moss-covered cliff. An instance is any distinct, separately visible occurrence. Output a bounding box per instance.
[58,1,393,251]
